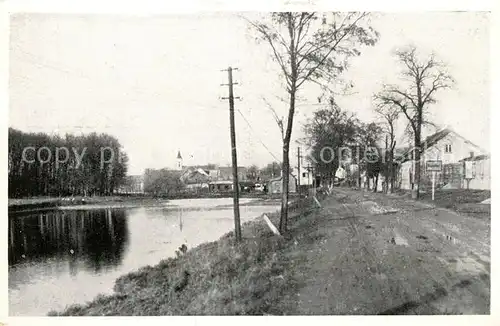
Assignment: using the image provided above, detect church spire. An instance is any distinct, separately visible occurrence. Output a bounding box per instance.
[176,150,183,170]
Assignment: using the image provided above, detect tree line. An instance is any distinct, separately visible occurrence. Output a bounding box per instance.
[246,12,453,237]
[249,12,379,234]
[143,168,185,195]
[8,128,129,198]
[303,100,386,190]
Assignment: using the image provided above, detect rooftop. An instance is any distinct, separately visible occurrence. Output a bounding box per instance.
[397,127,487,162]
[460,154,490,162]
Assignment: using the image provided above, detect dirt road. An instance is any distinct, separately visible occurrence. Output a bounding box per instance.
[294,188,490,315]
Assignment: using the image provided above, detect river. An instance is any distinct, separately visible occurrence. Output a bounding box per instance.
[8,197,278,316]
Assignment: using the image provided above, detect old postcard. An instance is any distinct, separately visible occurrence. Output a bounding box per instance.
[1,0,495,323]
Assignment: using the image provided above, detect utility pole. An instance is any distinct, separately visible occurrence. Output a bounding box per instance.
[384,135,388,193]
[297,147,301,195]
[305,164,313,196]
[221,66,241,242]
[311,165,316,197]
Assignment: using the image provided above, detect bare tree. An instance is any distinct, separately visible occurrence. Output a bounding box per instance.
[375,45,454,199]
[262,96,284,140]
[374,103,399,193]
[247,12,378,233]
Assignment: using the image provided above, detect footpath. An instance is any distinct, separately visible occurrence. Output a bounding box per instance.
[294,188,490,314]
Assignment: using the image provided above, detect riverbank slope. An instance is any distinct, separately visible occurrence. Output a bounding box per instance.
[49,197,317,315]
[49,187,489,315]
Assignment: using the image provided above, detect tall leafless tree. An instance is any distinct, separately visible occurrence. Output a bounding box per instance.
[247,12,378,233]
[375,45,454,199]
[374,104,399,193]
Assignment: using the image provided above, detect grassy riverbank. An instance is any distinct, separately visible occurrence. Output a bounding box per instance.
[39,187,490,315]
[391,189,491,219]
[48,197,319,316]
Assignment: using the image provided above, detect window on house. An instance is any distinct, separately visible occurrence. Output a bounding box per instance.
[302,172,307,177]
[445,144,452,153]
[469,151,474,158]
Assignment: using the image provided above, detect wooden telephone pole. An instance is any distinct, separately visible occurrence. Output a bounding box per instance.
[297,147,301,195]
[384,134,388,193]
[221,67,241,242]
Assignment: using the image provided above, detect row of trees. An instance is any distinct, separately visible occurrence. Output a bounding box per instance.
[249,12,453,234]
[374,46,454,199]
[303,100,385,190]
[244,163,283,183]
[8,128,129,198]
[143,168,184,195]
[249,12,379,233]
[304,45,453,195]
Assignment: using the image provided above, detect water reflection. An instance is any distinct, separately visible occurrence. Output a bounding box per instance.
[9,209,129,274]
[8,199,279,315]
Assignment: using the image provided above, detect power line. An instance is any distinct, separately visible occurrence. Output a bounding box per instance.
[220,66,281,165]
[236,108,281,163]
[13,47,166,98]
[14,50,233,114]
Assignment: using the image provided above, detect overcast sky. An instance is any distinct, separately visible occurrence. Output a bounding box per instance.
[9,12,490,175]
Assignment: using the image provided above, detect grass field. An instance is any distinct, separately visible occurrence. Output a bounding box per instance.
[394,189,490,219]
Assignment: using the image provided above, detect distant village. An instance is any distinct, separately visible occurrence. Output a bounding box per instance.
[118,127,490,197]
[118,128,490,195]
[117,150,309,196]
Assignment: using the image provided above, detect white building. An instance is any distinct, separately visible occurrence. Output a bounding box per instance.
[397,127,489,190]
[460,155,490,190]
[293,166,314,186]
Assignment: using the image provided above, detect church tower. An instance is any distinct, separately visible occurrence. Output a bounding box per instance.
[176,150,183,170]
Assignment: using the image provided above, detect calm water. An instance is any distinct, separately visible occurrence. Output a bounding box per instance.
[8,198,277,316]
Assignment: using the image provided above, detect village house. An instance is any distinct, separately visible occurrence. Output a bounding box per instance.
[208,180,255,192]
[460,154,490,190]
[208,180,234,192]
[180,167,211,191]
[182,165,251,192]
[267,174,297,194]
[293,166,314,186]
[143,150,255,194]
[208,180,246,192]
[396,127,489,190]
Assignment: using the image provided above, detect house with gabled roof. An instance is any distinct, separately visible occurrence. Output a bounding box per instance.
[180,167,211,191]
[396,127,489,190]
